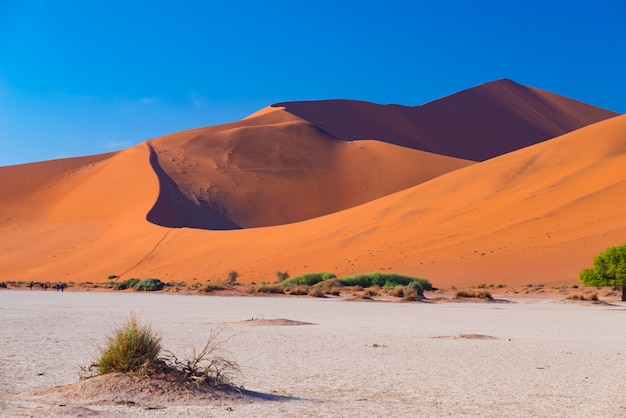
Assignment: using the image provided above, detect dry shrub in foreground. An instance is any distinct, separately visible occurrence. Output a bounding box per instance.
[81,315,238,389]
[161,330,240,388]
[89,315,162,375]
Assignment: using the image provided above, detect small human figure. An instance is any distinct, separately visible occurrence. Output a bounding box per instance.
[56,283,60,292]
[60,283,65,292]
[29,282,33,290]
[43,283,48,291]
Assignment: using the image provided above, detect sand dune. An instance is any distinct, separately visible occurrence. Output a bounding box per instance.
[0,80,623,288]
[275,79,618,161]
[115,114,624,287]
[146,109,474,229]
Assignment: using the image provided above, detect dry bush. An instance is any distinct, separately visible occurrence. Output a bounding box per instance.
[275,271,289,283]
[363,287,380,297]
[454,289,492,299]
[283,284,309,295]
[402,288,420,301]
[246,283,284,294]
[566,294,585,300]
[588,293,599,301]
[311,278,344,295]
[161,330,239,388]
[307,286,325,298]
[82,316,238,389]
[200,281,228,292]
[388,285,405,298]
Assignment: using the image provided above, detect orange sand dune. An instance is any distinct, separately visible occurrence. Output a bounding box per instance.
[0,81,623,288]
[0,146,169,282]
[146,109,474,229]
[274,79,618,161]
[131,114,626,287]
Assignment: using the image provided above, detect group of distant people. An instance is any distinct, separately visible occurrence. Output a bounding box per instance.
[28,281,65,292]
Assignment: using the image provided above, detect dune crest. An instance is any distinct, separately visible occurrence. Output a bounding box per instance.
[274,79,618,161]
[145,108,474,229]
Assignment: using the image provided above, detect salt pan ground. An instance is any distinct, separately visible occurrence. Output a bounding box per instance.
[1,290,625,417]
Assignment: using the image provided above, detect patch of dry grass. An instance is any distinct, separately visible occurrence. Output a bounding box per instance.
[454,289,492,299]
[245,283,284,294]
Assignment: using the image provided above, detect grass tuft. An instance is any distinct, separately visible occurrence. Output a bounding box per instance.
[93,315,162,375]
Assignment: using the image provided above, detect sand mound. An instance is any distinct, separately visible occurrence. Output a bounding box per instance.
[10,372,276,416]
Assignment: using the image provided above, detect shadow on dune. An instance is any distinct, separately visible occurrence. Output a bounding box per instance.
[146,143,241,230]
[275,79,618,162]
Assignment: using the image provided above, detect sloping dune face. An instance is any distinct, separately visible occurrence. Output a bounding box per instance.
[146,108,474,229]
[0,146,170,282]
[275,79,618,161]
[138,114,626,287]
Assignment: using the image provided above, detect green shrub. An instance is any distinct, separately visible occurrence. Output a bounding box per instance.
[133,278,165,291]
[281,272,336,287]
[94,315,162,375]
[107,274,118,280]
[339,273,432,295]
[114,278,141,290]
[579,243,626,301]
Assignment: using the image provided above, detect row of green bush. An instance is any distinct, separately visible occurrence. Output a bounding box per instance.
[114,278,164,291]
[280,272,432,296]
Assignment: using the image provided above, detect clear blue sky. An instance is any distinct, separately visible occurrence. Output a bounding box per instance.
[1,0,624,166]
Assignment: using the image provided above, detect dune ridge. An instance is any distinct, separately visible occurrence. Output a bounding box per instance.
[0,80,623,287]
[274,79,618,161]
[145,109,475,229]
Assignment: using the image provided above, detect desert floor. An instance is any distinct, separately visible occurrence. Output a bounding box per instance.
[1,290,625,417]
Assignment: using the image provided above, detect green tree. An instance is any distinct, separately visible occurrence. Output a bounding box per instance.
[579,243,626,301]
